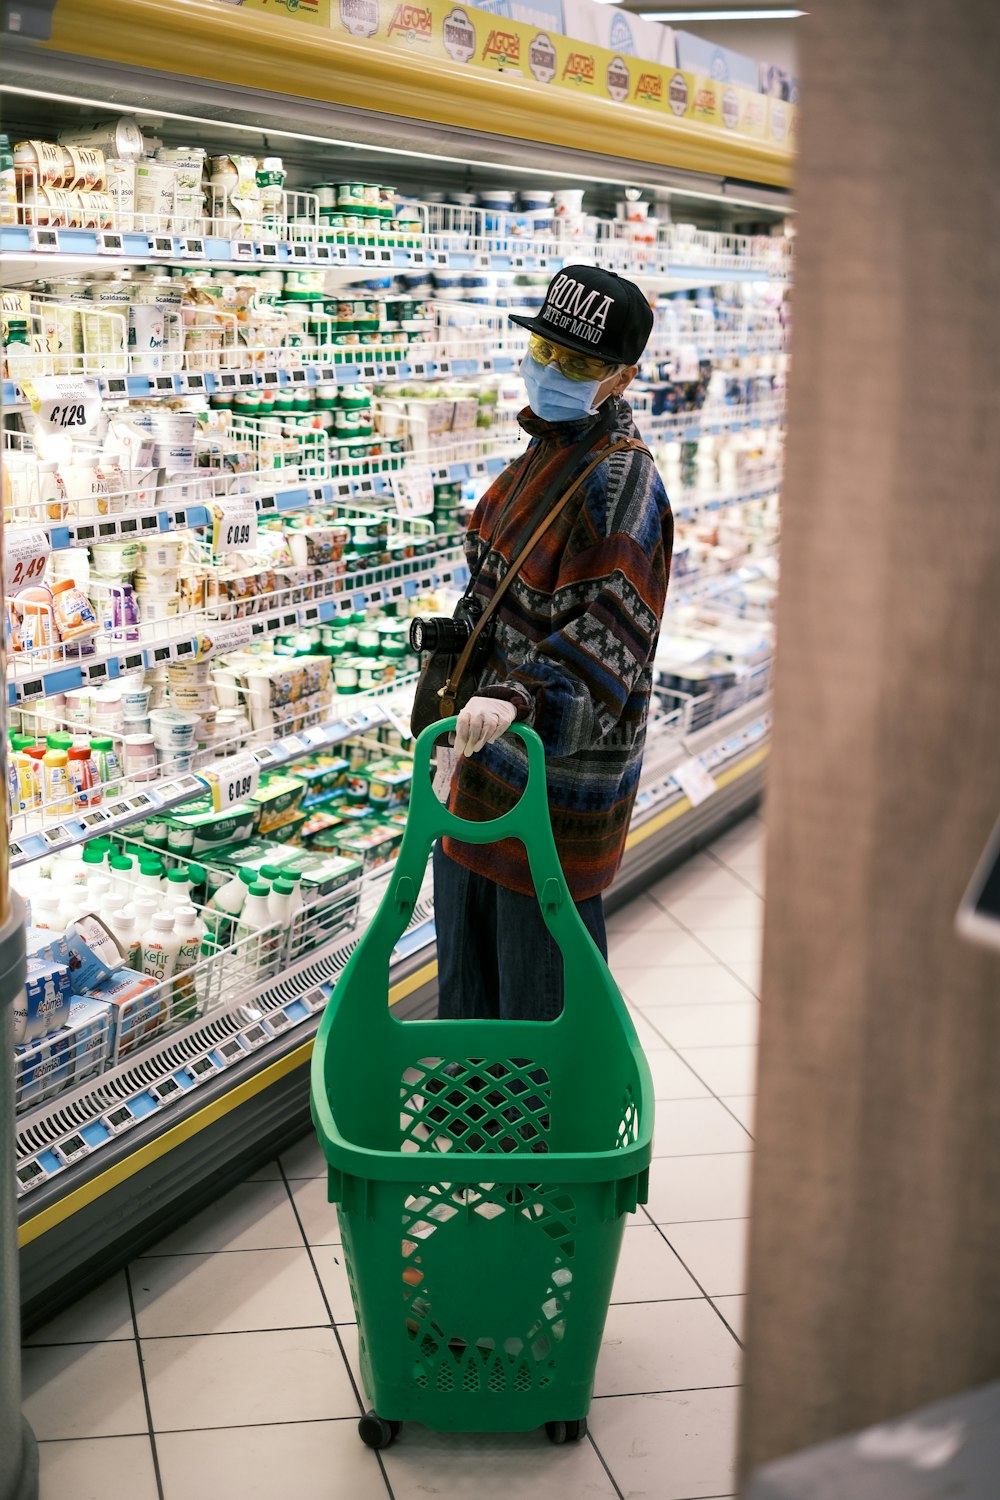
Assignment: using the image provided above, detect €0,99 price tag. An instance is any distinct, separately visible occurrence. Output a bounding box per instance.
[203,751,260,813]
[4,529,51,597]
[211,495,258,556]
[673,756,718,808]
[390,463,435,518]
[21,376,102,439]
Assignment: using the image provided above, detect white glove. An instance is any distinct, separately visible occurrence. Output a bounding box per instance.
[453,696,517,758]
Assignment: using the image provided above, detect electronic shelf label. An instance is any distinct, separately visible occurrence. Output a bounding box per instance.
[156,375,175,393]
[185,237,205,258]
[101,1103,139,1135]
[150,1076,183,1105]
[240,1023,269,1049]
[290,368,307,384]
[188,373,206,392]
[151,235,174,256]
[268,1009,292,1034]
[292,243,311,260]
[16,1159,47,1194]
[315,246,333,263]
[262,368,279,385]
[32,228,60,252]
[239,371,256,387]
[216,1037,247,1067]
[232,239,256,260]
[187,1054,219,1083]
[261,242,279,259]
[55,1133,90,1165]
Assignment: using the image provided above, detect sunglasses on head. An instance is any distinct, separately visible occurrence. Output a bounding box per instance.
[528,333,619,384]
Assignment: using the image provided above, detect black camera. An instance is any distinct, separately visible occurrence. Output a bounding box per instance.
[409,595,493,669]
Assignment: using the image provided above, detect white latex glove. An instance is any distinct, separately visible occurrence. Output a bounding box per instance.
[453,696,517,758]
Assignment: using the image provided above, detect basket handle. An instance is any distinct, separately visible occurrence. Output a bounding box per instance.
[320,719,610,1034]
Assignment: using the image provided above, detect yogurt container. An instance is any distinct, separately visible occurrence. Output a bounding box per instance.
[149,708,200,751]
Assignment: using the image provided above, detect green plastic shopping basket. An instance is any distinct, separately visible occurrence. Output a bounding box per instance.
[310,720,654,1449]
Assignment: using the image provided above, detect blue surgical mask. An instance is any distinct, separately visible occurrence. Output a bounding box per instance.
[519,352,605,423]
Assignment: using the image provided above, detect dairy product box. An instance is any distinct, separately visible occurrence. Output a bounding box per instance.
[567,3,671,66]
[250,772,307,835]
[87,969,162,1061]
[14,998,113,1114]
[674,29,760,90]
[297,754,350,805]
[298,809,347,852]
[470,0,565,31]
[265,811,309,845]
[209,838,301,881]
[334,822,404,874]
[14,956,73,1044]
[163,798,260,853]
[365,757,413,811]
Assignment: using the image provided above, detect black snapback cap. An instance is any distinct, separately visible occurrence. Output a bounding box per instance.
[509,264,654,366]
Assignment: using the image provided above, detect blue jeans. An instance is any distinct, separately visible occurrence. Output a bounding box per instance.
[433,843,608,1022]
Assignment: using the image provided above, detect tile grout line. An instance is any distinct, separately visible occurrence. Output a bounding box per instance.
[124,1264,167,1500]
[585,1425,627,1500]
[277,1159,397,1500]
[637,1208,746,1351]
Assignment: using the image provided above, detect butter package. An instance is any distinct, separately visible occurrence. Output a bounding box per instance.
[87,969,161,1060]
[14,957,73,1044]
[14,997,112,1113]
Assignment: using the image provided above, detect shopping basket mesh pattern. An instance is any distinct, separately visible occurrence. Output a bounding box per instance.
[617,1085,639,1149]
[399,1180,576,1396]
[399,1057,552,1155]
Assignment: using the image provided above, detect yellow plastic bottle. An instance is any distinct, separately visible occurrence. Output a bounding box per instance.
[42,749,73,816]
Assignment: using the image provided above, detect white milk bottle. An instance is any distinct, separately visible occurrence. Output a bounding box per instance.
[172,904,205,1019]
[141,911,181,986]
[235,881,272,975]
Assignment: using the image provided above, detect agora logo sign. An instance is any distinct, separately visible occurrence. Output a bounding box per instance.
[387,3,432,40]
[483,28,520,64]
[562,51,595,85]
[636,72,662,103]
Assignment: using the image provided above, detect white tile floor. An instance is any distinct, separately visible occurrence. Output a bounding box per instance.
[22,813,765,1500]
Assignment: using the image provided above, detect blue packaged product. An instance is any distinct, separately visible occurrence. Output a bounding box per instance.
[14,1030,72,1111]
[32,917,123,995]
[87,969,161,1060]
[14,958,73,1044]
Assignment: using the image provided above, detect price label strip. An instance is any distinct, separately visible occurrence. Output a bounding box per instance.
[20,376,102,440]
[200,751,261,813]
[210,494,258,556]
[673,756,718,808]
[4,529,51,597]
[390,463,435,518]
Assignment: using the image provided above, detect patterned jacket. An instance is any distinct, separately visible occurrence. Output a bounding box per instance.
[443,398,673,901]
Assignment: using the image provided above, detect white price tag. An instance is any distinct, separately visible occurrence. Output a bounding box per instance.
[4,529,51,596]
[390,463,435,517]
[195,619,254,660]
[21,376,102,439]
[211,494,258,556]
[202,751,260,813]
[673,757,718,807]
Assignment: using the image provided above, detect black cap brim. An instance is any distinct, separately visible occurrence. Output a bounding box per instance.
[508,310,628,367]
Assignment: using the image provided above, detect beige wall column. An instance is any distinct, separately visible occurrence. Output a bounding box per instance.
[740,0,1000,1478]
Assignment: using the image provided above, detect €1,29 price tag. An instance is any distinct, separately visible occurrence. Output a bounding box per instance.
[21,376,103,439]
[202,751,260,813]
[4,529,51,596]
[211,494,258,556]
[673,756,718,808]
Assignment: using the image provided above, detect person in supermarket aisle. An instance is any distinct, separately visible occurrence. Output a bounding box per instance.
[429,264,673,1021]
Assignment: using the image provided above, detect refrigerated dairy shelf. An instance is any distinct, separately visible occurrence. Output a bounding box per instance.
[13,691,768,1323]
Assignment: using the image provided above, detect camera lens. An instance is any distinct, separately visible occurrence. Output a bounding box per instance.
[409,617,439,653]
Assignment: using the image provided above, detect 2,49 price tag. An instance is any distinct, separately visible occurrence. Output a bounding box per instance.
[211,495,258,556]
[4,530,51,596]
[202,751,260,813]
[21,376,102,440]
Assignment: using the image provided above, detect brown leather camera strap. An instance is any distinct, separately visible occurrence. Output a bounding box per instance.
[438,435,651,712]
